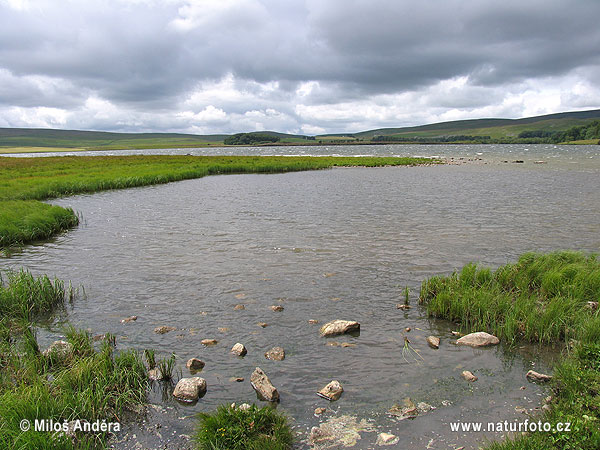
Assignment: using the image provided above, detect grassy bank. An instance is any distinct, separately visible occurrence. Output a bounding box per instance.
[0,155,435,247]
[0,270,148,450]
[420,251,600,449]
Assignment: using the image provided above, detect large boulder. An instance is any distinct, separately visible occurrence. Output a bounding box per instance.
[317,380,344,401]
[172,377,207,402]
[456,331,499,347]
[320,320,360,337]
[250,367,279,402]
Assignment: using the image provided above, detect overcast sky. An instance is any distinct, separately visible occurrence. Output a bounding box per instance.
[1,0,599,135]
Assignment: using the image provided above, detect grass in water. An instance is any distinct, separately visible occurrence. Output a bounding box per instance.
[0,155,437,247]
[194,404,293,450]
[0,271,148,450]
[419,251,600,449]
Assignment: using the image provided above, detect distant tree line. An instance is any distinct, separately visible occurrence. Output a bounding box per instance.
[518,120,600,143]
[224,133,280,145]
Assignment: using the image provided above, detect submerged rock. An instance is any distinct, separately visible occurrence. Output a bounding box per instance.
[456,331,499,347]
[121,315,138,323]
[426,336,440,349]
[320,320,360,337]
[201,339,218,346]
[264,346,285,361]
[172,377,207,402]
[526,370,553,383]
[154,326,176,334]
[148,367,164,381]
[396,304,411,310]
[186,358,205,372]
[308,415,375,449]
[388,399,419,421]
[234,304,245,310]
[317,380,344,401]
[314,407,326,415]
[231,343,247,356]
[462,370,478,382]
[376,432,399,446]
[271,305,284,312]
[250,367,279,402]
[308,319,319,324]
[257,322,268,328]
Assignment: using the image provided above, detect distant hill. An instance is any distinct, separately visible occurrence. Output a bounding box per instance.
[1,109,599,151]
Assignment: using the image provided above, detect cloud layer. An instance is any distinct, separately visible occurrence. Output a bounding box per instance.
[1,0,599,134]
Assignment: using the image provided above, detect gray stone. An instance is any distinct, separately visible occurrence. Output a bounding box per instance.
[456,331,499,347]
[264,346,285,361]
[231,343,247,356]
[250,367,279,402]
[172,377,207,402]
[186,358,205,372]
[320,320,360,337]
[526,370,553,383]
[317,380,344,401]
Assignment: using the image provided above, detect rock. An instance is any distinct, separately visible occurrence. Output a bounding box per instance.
[417,402,434,413]
[42,340,74,359]
[462,370,478,382]
[396,304,411,310]
[585,301,598,311]
[230,377,244,382]
[201,339,218,346]
[148,367,164,381]
[534,160,547,164]
[341,342,356,348]
[451,331,463,337]
[172,377,207,402]
[121,315,138,323]
[317,380,344,401]
[271,305,284,312]
[257,322,268,328]
[426,336,440,349]
[217,327,229,333]
[186,358,205,372]
[264,346,285,361]
[388,404,418,420]
[376,432,399,446]
[234,304,245,310]
[309,415,375,448]
[238,403,251,411]
[154,326,176,334]
[231,343,247,356]
[526,370,553,383]
[250,367,279,402]
[456,331,499,347]
[320,320,360,337]
[405,327,411,332]
[314,407,326,415]
[308,319,319,324]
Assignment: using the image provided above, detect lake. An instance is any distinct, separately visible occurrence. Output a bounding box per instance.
[1,144,599,449]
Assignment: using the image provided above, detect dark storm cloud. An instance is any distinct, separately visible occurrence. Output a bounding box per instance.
[0,0,599,133]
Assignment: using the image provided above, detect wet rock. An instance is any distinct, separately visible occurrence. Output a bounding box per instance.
[265,346,285,361]
[396,304,411,310]
[308,319,319,324]
[451,331,463,337]
[231,343,247,356]
[320,320,360,337]
[341,342,356,348]
[201,339,218,346]
[234,304,245,310]
[388,399,418,420]
[154,326,176,334]
[308,415,375,448]
[526,370,553,383]
[250,367,279,402]
[172,377,207,402]
[317,380,344,401]
[462,370,478,382]
[271,305,284,312]
[121,315,138,323]
[186,358,205,372]
[534,160,547,164]
[456,331,499,347]
[148,367,164,381]
[257,322,268,328]
[426,336,440,349]
[314,407,326,415]
[405,327,411,332]
[513,160,524,163]
[376,432,399,446]
[230,377,244,382]
[42,340,74,359]
[217,327,229,333]
[417,402,434,413]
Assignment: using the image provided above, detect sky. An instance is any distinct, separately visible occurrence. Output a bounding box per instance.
[1,0,600,135]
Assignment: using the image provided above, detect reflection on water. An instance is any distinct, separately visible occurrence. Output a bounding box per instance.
[1,148,599,449]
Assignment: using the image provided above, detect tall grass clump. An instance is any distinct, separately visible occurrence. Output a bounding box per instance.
[420,251,600,450]
[0,155,436,247]
[195,404,293,450]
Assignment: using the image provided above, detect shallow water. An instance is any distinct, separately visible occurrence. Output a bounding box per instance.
[2,146,599,449]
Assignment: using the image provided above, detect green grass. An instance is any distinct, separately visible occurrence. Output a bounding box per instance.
[0,155,435,247]
[420,251,600,449]
[0,271,148,450]
[194,404,293,450]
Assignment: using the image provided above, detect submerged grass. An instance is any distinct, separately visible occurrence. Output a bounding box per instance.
[0,271,148,450]
[0,155,436,247]
[194,404,293,450]
[420,251,600,449]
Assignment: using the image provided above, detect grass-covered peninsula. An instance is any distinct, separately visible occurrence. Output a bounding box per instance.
[420,251,600,450]
[0,155,435,248]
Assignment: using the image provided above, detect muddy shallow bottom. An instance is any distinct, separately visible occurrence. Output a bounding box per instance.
[3,157,599,449]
